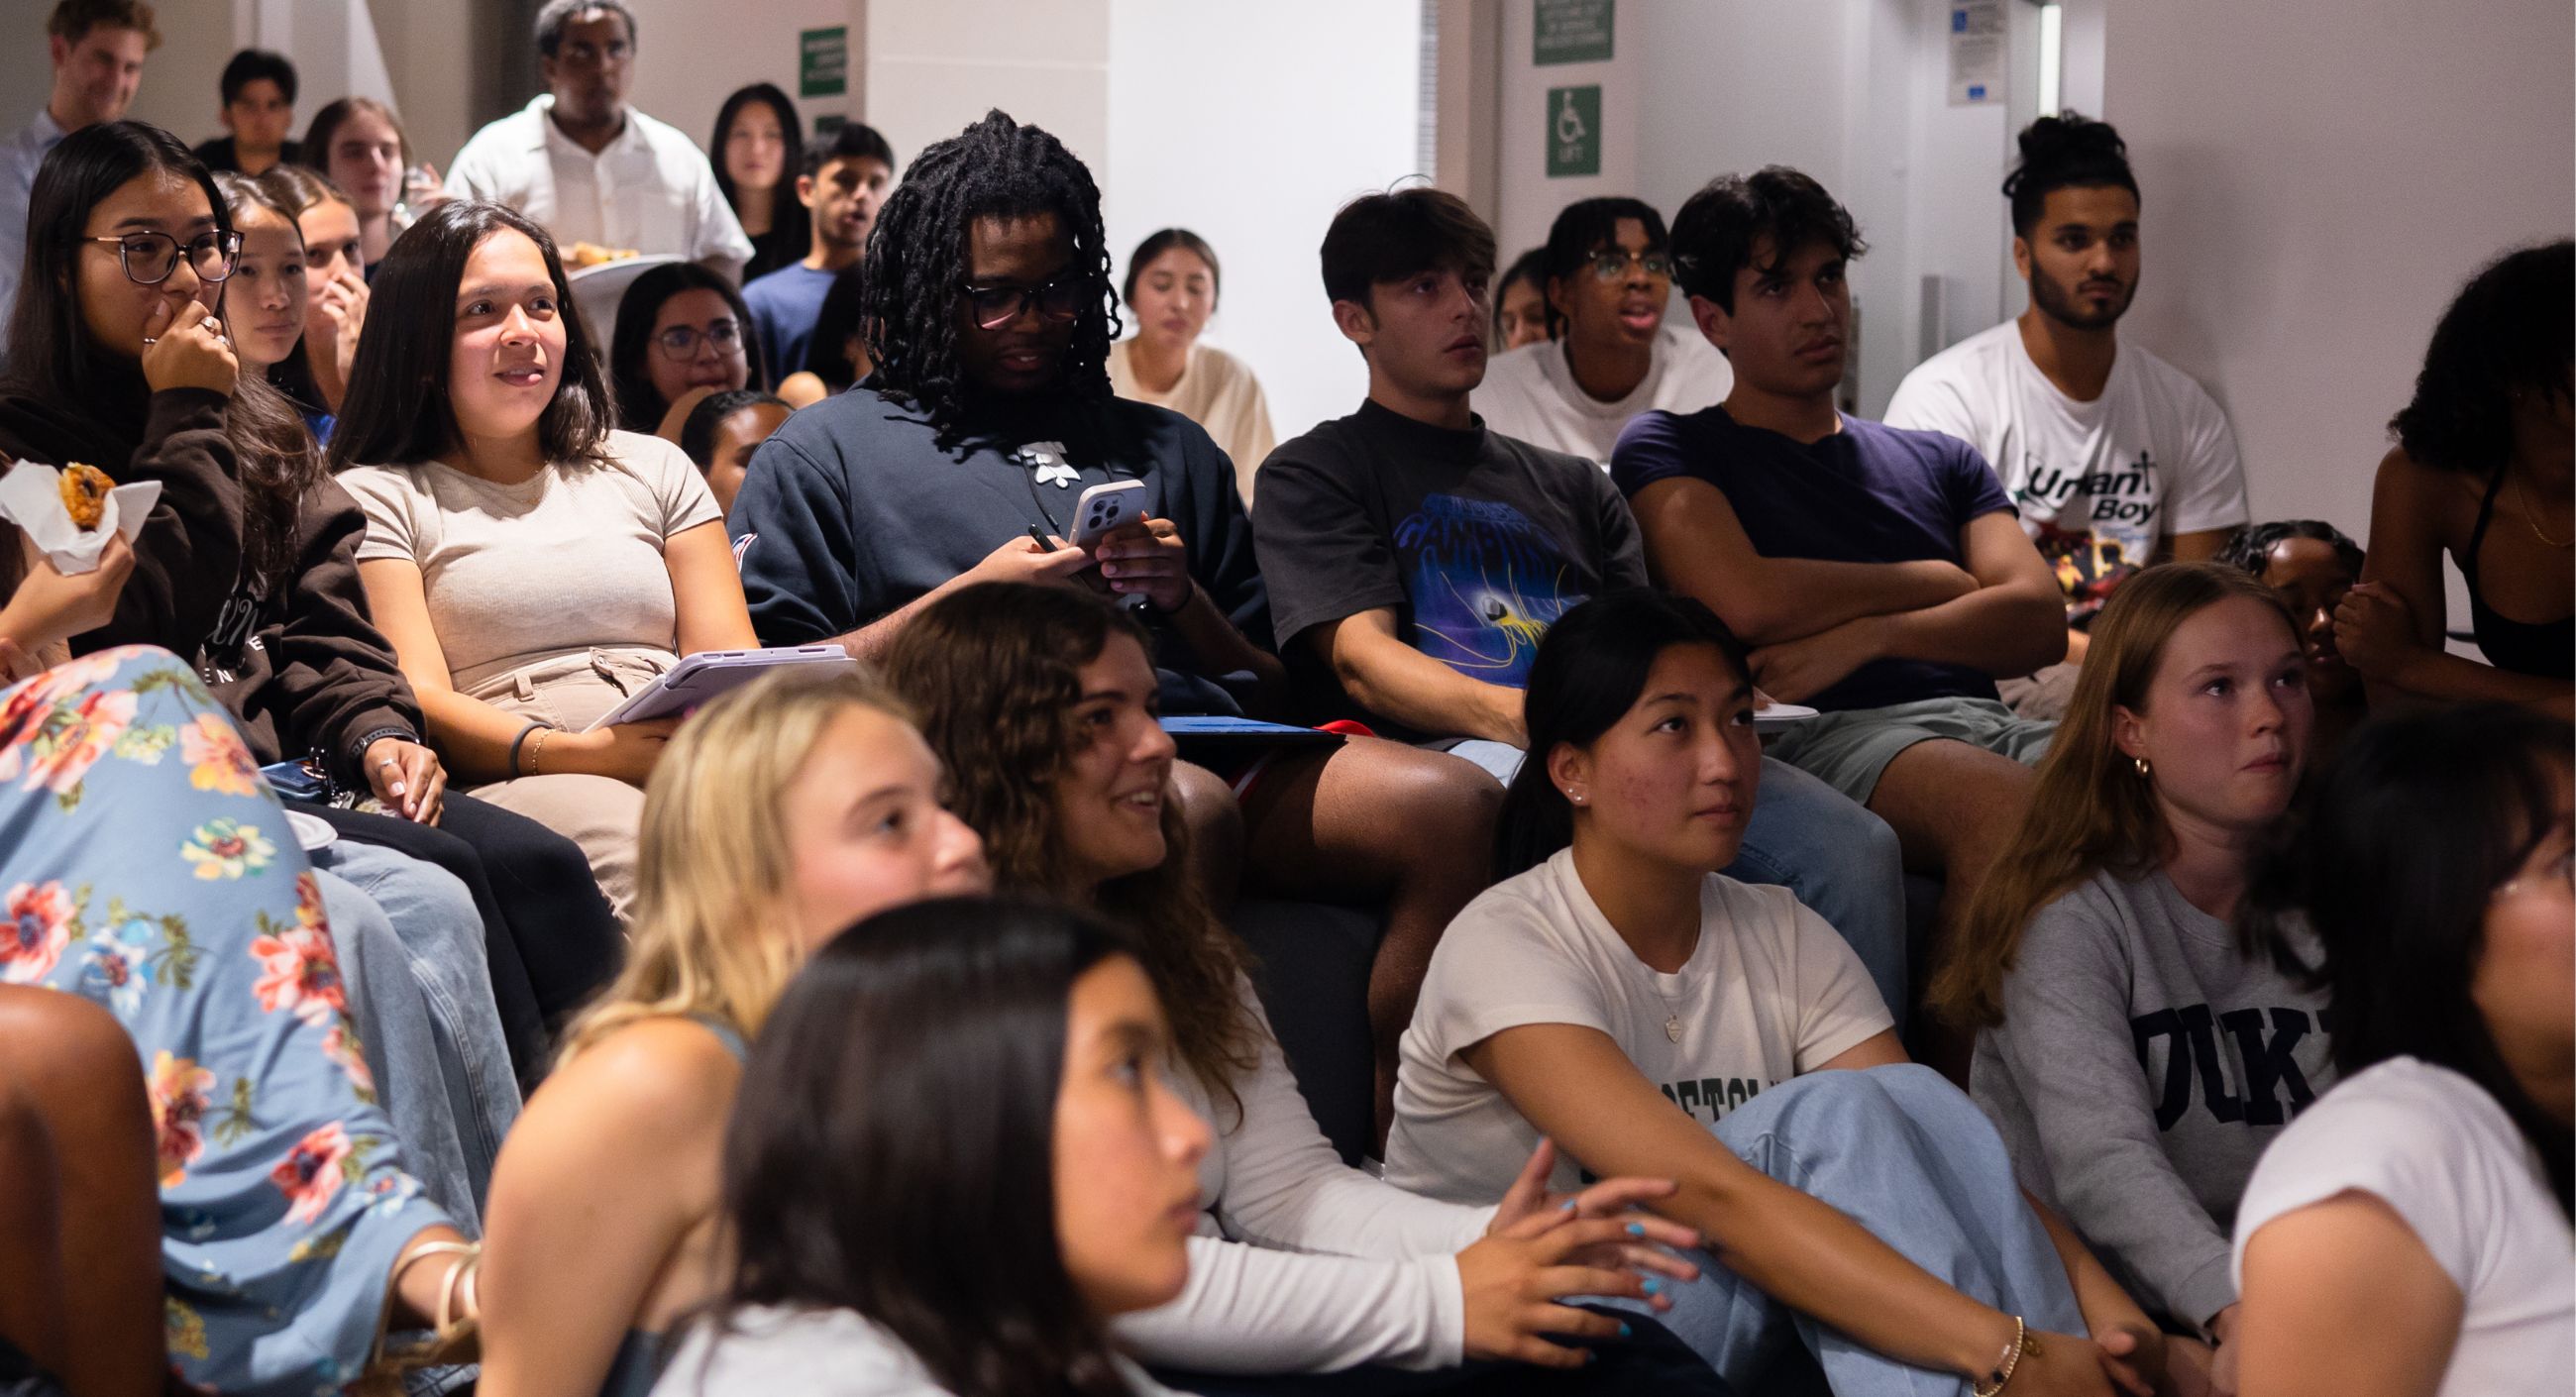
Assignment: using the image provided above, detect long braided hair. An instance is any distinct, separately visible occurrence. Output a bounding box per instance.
[861,109,1121,449]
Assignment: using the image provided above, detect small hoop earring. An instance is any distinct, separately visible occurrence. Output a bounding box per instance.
[2133,756,2151,778]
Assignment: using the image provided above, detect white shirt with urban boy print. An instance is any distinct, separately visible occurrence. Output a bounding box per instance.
[1886,321,2248,621]
[1383,849,1890,1203]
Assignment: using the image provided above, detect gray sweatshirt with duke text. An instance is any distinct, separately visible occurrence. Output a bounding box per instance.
[1971,869,2334,1331]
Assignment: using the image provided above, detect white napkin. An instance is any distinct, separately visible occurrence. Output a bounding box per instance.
[0,464,161,575]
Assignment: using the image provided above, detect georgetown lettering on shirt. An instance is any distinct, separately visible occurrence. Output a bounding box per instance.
[2132,1003,2329,1130]
[1662,1075,1772,1124]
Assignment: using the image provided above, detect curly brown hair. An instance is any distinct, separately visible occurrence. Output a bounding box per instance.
[882,582,1260,1118]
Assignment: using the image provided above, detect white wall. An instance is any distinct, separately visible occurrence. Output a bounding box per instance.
[0,0,59,134]
[2103,0,2575,556]
[615,0,863,169]
[113,0,237,147]
[1104,0,1424,443]
[867,0,1110,172]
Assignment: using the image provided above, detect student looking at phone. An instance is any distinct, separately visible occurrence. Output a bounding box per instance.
[730,111,1507,1140]
[333,198,758,921]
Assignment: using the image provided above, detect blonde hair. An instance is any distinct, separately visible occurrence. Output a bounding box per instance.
[558,665,918,1058]
[1930,563,2301,1028]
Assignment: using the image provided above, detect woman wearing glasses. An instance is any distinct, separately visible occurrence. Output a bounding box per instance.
[608,263,766,440]
[0,125,600,1230]
[333,199,758,922]
[1108,229,1276,507]
[0,121,248,653]
[1467,197,1734,469]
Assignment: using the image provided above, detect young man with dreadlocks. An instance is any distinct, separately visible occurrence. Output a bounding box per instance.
[727,109,1503,1150]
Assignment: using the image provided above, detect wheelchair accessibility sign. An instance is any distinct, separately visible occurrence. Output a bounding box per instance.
[1546,85,1600,177]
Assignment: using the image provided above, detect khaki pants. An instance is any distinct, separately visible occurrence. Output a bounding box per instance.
[461,647,672,924]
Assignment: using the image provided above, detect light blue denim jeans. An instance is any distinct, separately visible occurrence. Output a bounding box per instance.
[1443,743,1909,1027]
[313,840,522,1232]
[1605,1064,2084,1393]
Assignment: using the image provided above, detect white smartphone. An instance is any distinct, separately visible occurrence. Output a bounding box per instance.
[1068,480,1150,552]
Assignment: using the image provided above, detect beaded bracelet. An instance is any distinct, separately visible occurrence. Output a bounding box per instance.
[1972,1316,2038,1397]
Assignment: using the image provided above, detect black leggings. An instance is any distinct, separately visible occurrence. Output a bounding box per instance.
[296,793,623,1086]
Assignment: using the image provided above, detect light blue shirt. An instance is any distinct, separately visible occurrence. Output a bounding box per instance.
[0,106,68,365]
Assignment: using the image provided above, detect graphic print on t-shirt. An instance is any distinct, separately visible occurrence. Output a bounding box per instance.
[1662,1074,1774,1125]
[2131,1003,2326,1130]
[2014,450,2161,619]
[1394,493,1591,688]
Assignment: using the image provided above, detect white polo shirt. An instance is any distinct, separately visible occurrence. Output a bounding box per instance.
[446,94,752,269]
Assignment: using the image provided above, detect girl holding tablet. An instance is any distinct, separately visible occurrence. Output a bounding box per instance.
[334,199,757,918]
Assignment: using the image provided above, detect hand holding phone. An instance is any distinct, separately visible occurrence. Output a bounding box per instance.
[1093,514,1193,613]
[1068,480,1150,552]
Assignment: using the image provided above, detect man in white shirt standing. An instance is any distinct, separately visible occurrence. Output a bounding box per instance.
[1470,197,1732,468]
[1886,113,2247,716]
[0,0,156,361]
[447,0,752,282]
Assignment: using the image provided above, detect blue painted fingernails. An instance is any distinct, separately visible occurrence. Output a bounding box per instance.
[1618,1323,1633,1339]
[1641,1278,1663,1295]
[1559,1200,1577,1211]
[1626,1222,1645,1236]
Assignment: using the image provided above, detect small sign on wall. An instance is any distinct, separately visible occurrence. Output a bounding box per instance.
[1534,0,1613,65]
[800,26,848,99]
[1546,85,1600,177]
[1947,1,2003,105]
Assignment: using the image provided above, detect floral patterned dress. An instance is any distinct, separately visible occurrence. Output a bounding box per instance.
[0,646,452,1394]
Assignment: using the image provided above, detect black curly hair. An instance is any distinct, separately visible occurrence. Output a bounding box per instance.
[2216,519,2364,580]
[2003,112,2138,239]
[861,109,1120,447]
[2389,240,2575,477]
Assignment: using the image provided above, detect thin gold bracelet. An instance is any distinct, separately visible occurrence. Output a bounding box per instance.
[527,725,550,777]
[1972,1316,2034,1397]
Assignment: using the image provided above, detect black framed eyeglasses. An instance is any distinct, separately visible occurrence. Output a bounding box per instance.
[1587,249,1674,282]
[652,319,744,360]
[957,274,1085,332]
[84,230,243,285]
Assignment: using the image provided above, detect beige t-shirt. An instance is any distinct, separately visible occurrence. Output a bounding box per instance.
[1110,338,1277,506]
[340,430,722,690]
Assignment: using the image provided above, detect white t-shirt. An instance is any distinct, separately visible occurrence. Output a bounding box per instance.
[1469,321,1734,469]
[448,95,754,268]
[653,1305,1189,1396]
[340,431,722,690]
[1384,850,1891,1202]
[1884,320,2247,620]
[2231,1057,2573,1397]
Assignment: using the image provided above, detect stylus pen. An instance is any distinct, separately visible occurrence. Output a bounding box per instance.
[1027,524,1055,550]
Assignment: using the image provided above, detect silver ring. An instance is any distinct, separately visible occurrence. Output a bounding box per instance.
[377,759,400,770]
